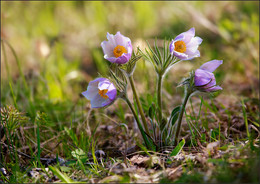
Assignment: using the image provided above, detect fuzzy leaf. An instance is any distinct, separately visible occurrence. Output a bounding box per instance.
[148,103,156,120]
[169,106,181,126]
[170,138,185,157]
[49,166,74,183]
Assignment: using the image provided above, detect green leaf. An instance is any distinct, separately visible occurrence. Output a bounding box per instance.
[71,148,87,160]
[60,166,72,172]
[170,138,185,157]
[148,103,156,120]
[169,106,181,126]
[49,166,74,183]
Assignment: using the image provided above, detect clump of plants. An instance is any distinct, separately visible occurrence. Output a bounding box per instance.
[82,28,223,150]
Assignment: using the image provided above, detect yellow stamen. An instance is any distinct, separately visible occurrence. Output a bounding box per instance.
[113,45,127,58]
[174,41,186,53]
[98,89,108,99]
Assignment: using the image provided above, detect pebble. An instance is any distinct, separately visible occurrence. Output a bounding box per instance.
[0,167,7,176]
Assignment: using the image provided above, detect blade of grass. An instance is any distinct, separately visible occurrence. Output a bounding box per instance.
[36,115,41,164]
[241,98,250,138]
[9,82,18,109]
[1,39,28,92]
[1,40,11,83]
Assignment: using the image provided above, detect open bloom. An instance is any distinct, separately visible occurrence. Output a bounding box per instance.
[170,27,202,60]
[101,32,132,64]
[82,78,117,108]
[194,60,223,92]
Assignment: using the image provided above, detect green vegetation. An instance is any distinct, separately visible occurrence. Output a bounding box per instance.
[1,1,259,183]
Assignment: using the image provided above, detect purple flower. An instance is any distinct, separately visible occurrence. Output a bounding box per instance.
[82,78,117,108]
[170,28,202,60]
[194,60,223,92]
[101,32,132,64]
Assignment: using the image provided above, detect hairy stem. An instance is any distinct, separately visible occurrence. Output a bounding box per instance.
[173,88,192,146]
[157,74,163,125]
[124,97,149,148]
[128,75,150,136]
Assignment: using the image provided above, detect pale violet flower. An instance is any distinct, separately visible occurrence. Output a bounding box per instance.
[82,78,117,108]
[194,60,223,92]
[101,32,132,64]
[170,28,202,60]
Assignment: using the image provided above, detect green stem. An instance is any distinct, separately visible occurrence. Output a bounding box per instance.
[124,97,149,148]
[157,74,163,125]
[173,88,192,146]
[128,75,150,136]
[36,119,41,164]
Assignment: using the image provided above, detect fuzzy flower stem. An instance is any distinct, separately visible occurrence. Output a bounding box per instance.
[128,75,150,136]
[173,87,192,146]
[124,97,149,148]
[157,74,163,125]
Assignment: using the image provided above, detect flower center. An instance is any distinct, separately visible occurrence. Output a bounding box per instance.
[98,89,108,99]
[174,41,186,53]
[113,45,127,58]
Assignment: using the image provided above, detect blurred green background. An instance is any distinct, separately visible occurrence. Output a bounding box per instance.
[2,0,259,118]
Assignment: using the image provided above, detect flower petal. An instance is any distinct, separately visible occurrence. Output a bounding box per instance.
[205,85,223,92]
[172,50,189,60]
[185,36,203,53]
[101,40,114,58]
[169,40,175,53]
[194,69,214,87]
[126,41,133,56]
[173,34,185,42]
[98,80,111,90]
[118,53,132,64]
[184,50,200,61]
[203,77,216,89]
[106,88,117,101]
[174,27,195,43]
[102,99,113,107]
[91,93,111,108]
[81,78,105,100]
[106,32,117,47]
[89,77,105,84]
[102,32,132,64]
[104,53,131,64]
[114,31,131,48]
[81,87,97,100]
[104,56,118,63]
[200,60,223,72]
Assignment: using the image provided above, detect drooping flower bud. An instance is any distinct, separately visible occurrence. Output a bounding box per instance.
[194,60,223,92]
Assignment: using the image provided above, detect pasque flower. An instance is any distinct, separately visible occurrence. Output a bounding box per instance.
[82,78,117,108]
[194,60,223,92]
[101,32,132,64]
[170,27,202,60]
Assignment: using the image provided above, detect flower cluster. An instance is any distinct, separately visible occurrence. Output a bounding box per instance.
[81,28,223,149]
